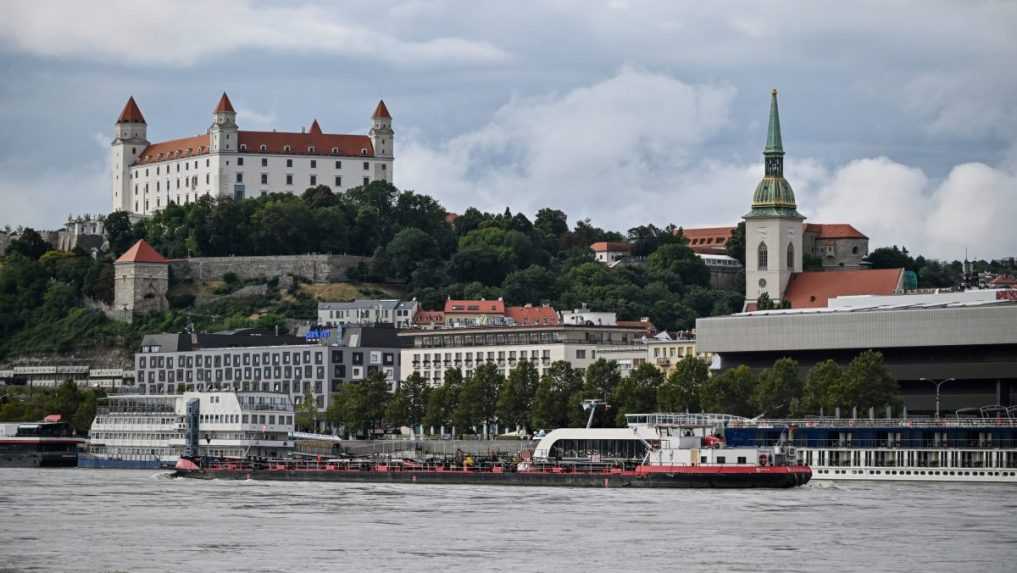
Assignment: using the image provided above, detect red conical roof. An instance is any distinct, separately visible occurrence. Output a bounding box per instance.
[309,119,322,135]
[116,240,169,264]
[117,96,146,124]
[214,92,235,113]
[372,99,391,119]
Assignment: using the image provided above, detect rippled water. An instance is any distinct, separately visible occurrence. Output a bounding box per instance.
[1,469,1015,572]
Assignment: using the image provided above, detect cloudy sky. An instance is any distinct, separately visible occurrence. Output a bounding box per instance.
[1,0,1015,259]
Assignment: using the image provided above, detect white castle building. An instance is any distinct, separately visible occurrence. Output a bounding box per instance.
[112,93,394,215]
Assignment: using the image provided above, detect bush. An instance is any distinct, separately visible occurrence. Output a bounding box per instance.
[168,294,196,309]
[223,272,240,285]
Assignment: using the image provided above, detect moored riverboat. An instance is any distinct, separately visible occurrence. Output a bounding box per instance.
[0,415,84,468]
[175,413,812,488]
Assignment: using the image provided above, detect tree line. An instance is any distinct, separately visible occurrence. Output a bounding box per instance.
[0,381,104,433]
[310,350,899,438]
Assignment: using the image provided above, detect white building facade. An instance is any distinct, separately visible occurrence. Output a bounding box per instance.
[112,94,394,216]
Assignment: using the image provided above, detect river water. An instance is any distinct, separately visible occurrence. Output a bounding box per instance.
[1,469,1014,573]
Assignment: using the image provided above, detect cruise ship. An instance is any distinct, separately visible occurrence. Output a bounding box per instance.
[724,412,1017,483]
[81,391,295,469]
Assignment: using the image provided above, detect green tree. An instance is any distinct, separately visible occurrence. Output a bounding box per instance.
[647,242,711,289]
[328,372,390,438]
[497,361,539,432]
[454,363,502,435]
[657,356,709,412]
[725,222,746,266]
[385,373,429,430]
[384,227,439,281]
[581,359,623,427]
[864,246,914,270]
[423,368,463,434]
[611,363,664,426]
[753,357,803,417]
[802,359,844,414]
[104,211,137,256]
[7,229,52,260]
[531,361,584,430]
[841,350,901,412]
[296,389,319,432]
[502,265,557,305]
[699,365,757,417]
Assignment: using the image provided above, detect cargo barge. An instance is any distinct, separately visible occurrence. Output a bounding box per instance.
[175,413,812,489]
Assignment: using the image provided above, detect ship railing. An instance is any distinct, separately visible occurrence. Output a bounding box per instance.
[626,413,749,428]
[731,417,1017,429]
[790,439,1017,449]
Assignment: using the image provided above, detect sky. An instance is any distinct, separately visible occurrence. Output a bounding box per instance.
[1,0,1015,260]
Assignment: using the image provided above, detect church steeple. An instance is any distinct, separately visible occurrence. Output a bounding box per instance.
[748,88,801,219]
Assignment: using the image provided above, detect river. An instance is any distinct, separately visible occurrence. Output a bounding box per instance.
[0,469,1014,572]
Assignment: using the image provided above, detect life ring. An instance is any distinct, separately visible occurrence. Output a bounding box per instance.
[758,454,769,466]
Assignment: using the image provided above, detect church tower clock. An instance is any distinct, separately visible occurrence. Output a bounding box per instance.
[743,89,804,309]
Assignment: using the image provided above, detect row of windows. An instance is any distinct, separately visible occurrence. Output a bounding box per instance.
[412,349,552,363]
[140,351,324,370]
[238,145,371,156]
[237,173,363,188]
[138,365,327,384]
[142,381,326,398]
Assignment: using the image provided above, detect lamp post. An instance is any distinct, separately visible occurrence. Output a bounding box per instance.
[920,377,956,419]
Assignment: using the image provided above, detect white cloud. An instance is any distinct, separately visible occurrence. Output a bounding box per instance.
[400,70,1017,259]
[0,0,509,67]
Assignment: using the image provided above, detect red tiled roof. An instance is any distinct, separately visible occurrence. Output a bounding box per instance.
[214,92,235,113]
[237,130,374,158]
[590,241,631,253]
[445,212,459,224]
[414,310,445,324]
[136,134,209,165]
[372,100,391,119]
[506,305,559,326]
[681,226,736,251]
[116,240,169,264]
[805,223,867,240]
[117,96,146,124]
[783,268,903,308]
[444,299,505,314]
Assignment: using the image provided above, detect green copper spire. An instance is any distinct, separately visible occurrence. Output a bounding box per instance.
[764,88,783,154]
[746,89,803,220]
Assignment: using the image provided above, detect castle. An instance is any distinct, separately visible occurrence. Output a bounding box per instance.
[112,93,394,216]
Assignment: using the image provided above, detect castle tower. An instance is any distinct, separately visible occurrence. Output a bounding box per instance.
[743,89,804,308]
[209,92,238,153]
[113,239,170,323]
[370,100,394,182]
[112,97,149,212]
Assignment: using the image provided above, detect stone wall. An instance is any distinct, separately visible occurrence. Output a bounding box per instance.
[169,254,371,284]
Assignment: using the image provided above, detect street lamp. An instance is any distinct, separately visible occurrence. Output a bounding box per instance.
[920,377,956,419]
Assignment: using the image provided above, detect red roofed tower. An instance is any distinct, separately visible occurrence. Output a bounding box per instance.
[370,99,394,180]
[210,92,238,155]
[113,240,170,322]
[112,97,150,213]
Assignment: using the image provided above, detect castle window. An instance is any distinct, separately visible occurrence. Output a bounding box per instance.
[335,160,341,169]
[787,243,794,270]
[238,157,244,166]
[758,242,768,271]
[206,174,209,184]
[382,164,386,171]
[185,162,189,171]
[240,144,247,152]
[331,147,339,154]
[206,159,210,167]
[192,175,198,187]
[156,181,160,191]
[286,159,293,168]
[286,174,293,185]
[283,145,292,153]
[852,246,859,255]
[335,176,341,187]
[363,162,369,170]
[308,146,315,154]
[310,159,316,169]
[360,148,368,156]
[259,144,267,152]
[261,173,268,184]
[261,158,267,167]
[176,163,180,173]
[156,166,160,175]
[145,168,149,176]
[236,173,243,183]
[363,177,369,186]
[310,175,317,186]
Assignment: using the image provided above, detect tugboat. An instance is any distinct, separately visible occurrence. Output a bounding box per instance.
[175,412,811,489]
[0,415,84,468]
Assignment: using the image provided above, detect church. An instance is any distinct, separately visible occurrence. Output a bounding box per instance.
[111,93,394,216]
[740,90,903,310]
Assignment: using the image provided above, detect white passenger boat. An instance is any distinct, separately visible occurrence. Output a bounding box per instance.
[82,391,294,469]
[725,411,1017,483]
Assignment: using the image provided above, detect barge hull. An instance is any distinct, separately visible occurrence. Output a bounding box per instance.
[178,468,810,488]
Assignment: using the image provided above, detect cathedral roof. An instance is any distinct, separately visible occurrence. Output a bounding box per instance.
[764,89,783,154]
[372,99,391,119]
[783,268,903,308]
[117,97,146,124]
[134,131,375,165]
[116,240,169,264]
[804,223,867,240]
[214,92,235,113]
